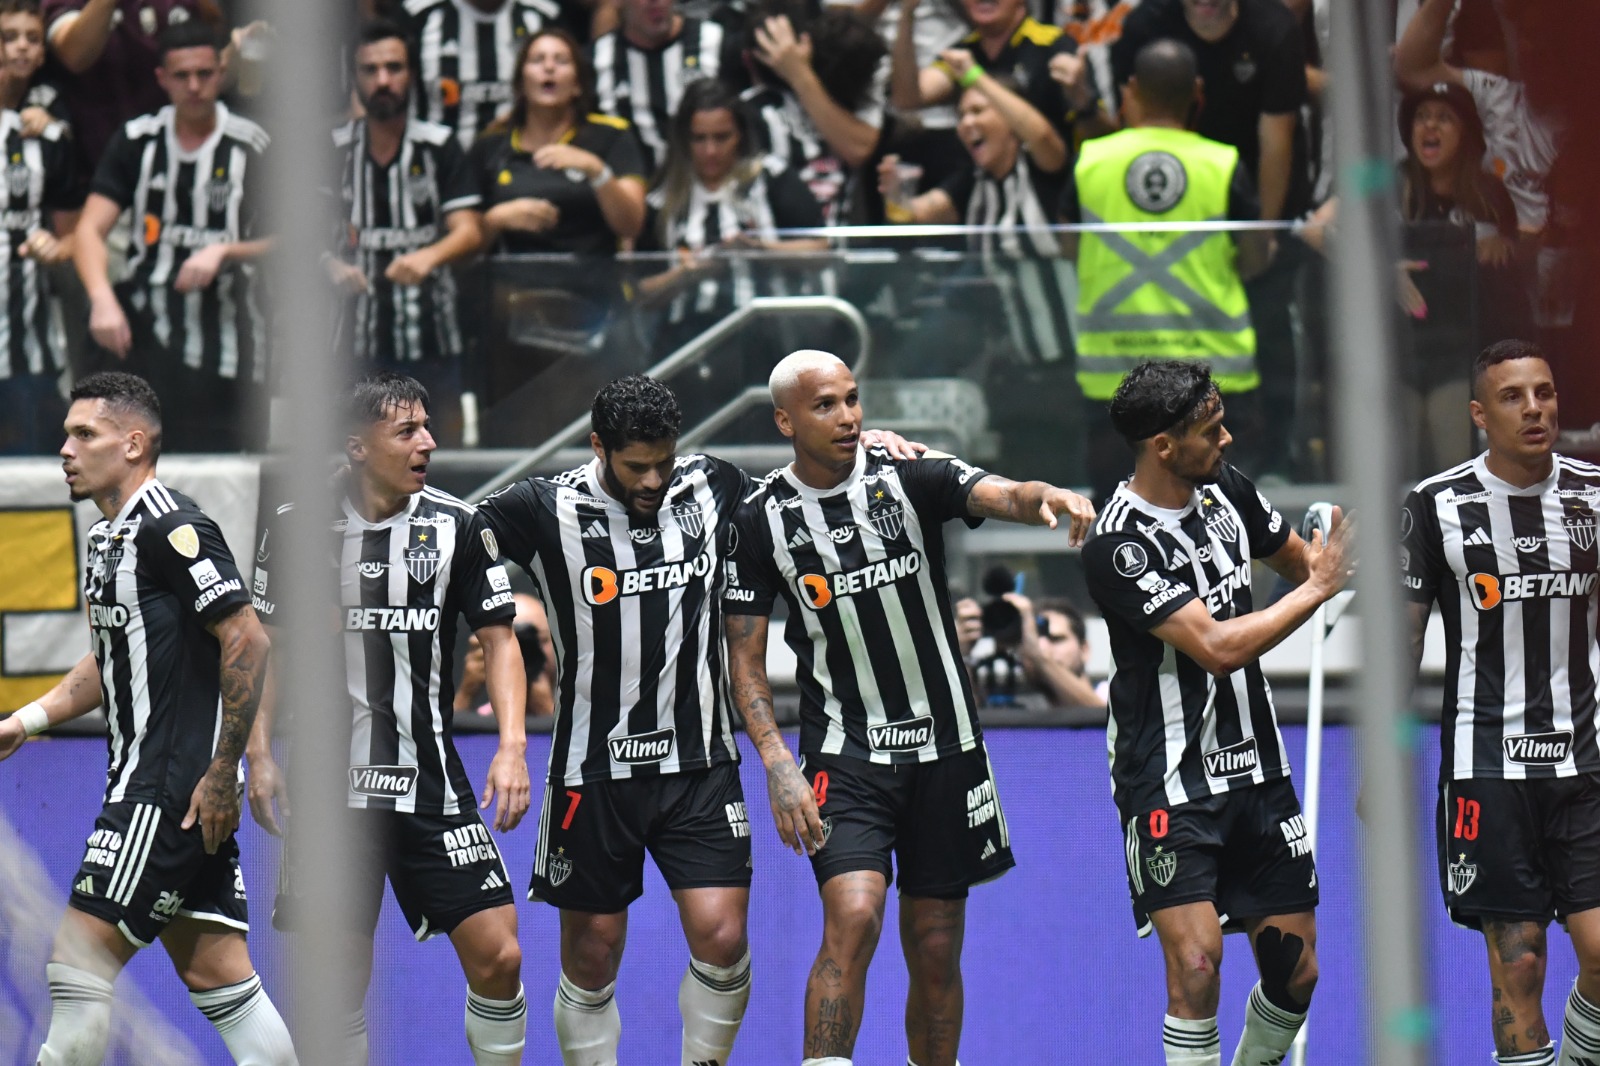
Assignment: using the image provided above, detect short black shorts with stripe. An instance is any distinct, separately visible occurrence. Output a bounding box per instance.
[69,801,248,948]
[1436,774,1600,929]
[274,808,513,941]
[529,762,752,914]
[1122,777,1317,937]
[801,744,1015,899]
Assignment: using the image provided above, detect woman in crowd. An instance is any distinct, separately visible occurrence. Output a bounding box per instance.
[876,59,1079,484]
[638,77,826,365]
[470,28,648,255]
[468,27,648,442]
[1305,82,1527,474]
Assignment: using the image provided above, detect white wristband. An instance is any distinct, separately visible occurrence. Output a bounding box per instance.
[15,701,48,737]
[589,164,613,190]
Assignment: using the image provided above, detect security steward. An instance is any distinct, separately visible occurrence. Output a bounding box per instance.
[1061,37,1274,504]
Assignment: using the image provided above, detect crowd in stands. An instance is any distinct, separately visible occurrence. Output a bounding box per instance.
[0,0,1579,492]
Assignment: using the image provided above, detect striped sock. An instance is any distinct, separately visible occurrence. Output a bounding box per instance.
[36,962,115,1066]
[1560,981,1600,1066]
[1499,1042,1557,1065]
[189,973,298,1066]
[680,951,751,1066]
[554,973,620,1066]
[1231,981,1307,1065]
[465,983,527,1065]
[1164,1014,1221,1065]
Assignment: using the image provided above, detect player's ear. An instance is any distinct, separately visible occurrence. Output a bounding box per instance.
[590,431,605,462]
[1468,400,1487,432]
[773,406,795,440]
[345,433,366,464]
[124,428,147,464]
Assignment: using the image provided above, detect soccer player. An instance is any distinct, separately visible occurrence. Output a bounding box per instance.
[332,19,485,440]
[0,371,295,1066]
[1080,360,1353,1066]
[1402,339,1600,1066]
[722,349,1096,1066]
[475,374,920,1066]
[246,372,531,1065]
[74,20,271,452]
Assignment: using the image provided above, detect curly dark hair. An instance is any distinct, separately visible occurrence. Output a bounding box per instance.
[1107,361,1219,446]
[70,372,163,459]
[591,376,682,453]
[349,371,430,432]
[744,0,886,111]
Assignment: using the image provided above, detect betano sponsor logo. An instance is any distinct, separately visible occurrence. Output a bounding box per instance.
[1469,571,1598,611]
[89,604,129,628]
[1203,567,1251,615]
[796,552,923,610]
[868,715,933,752]
[582,551,714,606]
[345,606,440,631]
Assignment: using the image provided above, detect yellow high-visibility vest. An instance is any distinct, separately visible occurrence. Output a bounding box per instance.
[1074,126,1257,400]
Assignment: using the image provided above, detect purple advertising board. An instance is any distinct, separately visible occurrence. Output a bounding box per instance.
[0,726,1580,1063]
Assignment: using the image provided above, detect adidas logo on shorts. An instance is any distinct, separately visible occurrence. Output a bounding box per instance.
[481,870,505,892]
[979,839,996,861]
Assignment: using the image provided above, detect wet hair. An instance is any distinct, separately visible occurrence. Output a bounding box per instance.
[348,371,430,433]
[157,19,221,62]
[1472,338,1548,398]
[487,27,596,136]
[1107,360,1219,446]
[70,372,163,459]
[591,376,682,452]
[1132,39,1199,121]
[356,17,412,64]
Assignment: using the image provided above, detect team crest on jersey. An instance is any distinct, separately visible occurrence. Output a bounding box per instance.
[1448,852,1477,895]
[1565,506,1598,551]
[204,172,233,213]
[87,530,128,598]
[1203,506,1238,544]
[405,529,441,583]
[407,169,436,206]
[6,160,28,199]
[672,501,705,538]
[546,847,573,887]
[868,498,904,541]
[1146,845,1177,888]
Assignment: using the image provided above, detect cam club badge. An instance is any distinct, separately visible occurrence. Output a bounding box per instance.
[1448,852,1478,896]
[1146,845,1177,888]
[546,847,573,887]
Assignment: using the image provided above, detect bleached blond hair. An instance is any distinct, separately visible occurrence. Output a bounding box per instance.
[768,349,847,408]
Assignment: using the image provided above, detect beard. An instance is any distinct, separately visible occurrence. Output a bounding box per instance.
[602,462,663,519]
[362,88,408,121]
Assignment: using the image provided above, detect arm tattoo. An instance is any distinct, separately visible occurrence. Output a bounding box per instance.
[967,474,1023,521]
[727,615,783,757]
[214,606,267,767]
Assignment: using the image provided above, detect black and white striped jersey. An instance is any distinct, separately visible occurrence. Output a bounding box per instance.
[1402,453,1600,781]
[940,150,1073,364]
[84,479,252,810]
[403,0,572,148]
[723,447,988,763]
[332,118,479,364]
[0,110,74,380]
[252,487,515,815]
[89,103,269,381]
[1083,464,1294,818]
[741,57,889,227]
[477,455,747,786]
[591,18,725,173]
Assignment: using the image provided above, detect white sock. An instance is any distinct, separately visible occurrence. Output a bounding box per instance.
[554,973,620,1066]
[340,1008,369,1066]
[906,1059,962,1065]
[189,973,298,1066]
[1560,980,1600,1066]
[1164,1013,1221,1066]
[36,962,114,1066]
[800,1059,852,1065]
[1501,1044,1557,1065]
[680,951,751,1066]
[466,984,527,1065]
[1230,982,1306,1066]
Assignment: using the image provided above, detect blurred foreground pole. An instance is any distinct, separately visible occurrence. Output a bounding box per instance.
[1327,1,1430,1063]
[262,1,353,1062]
